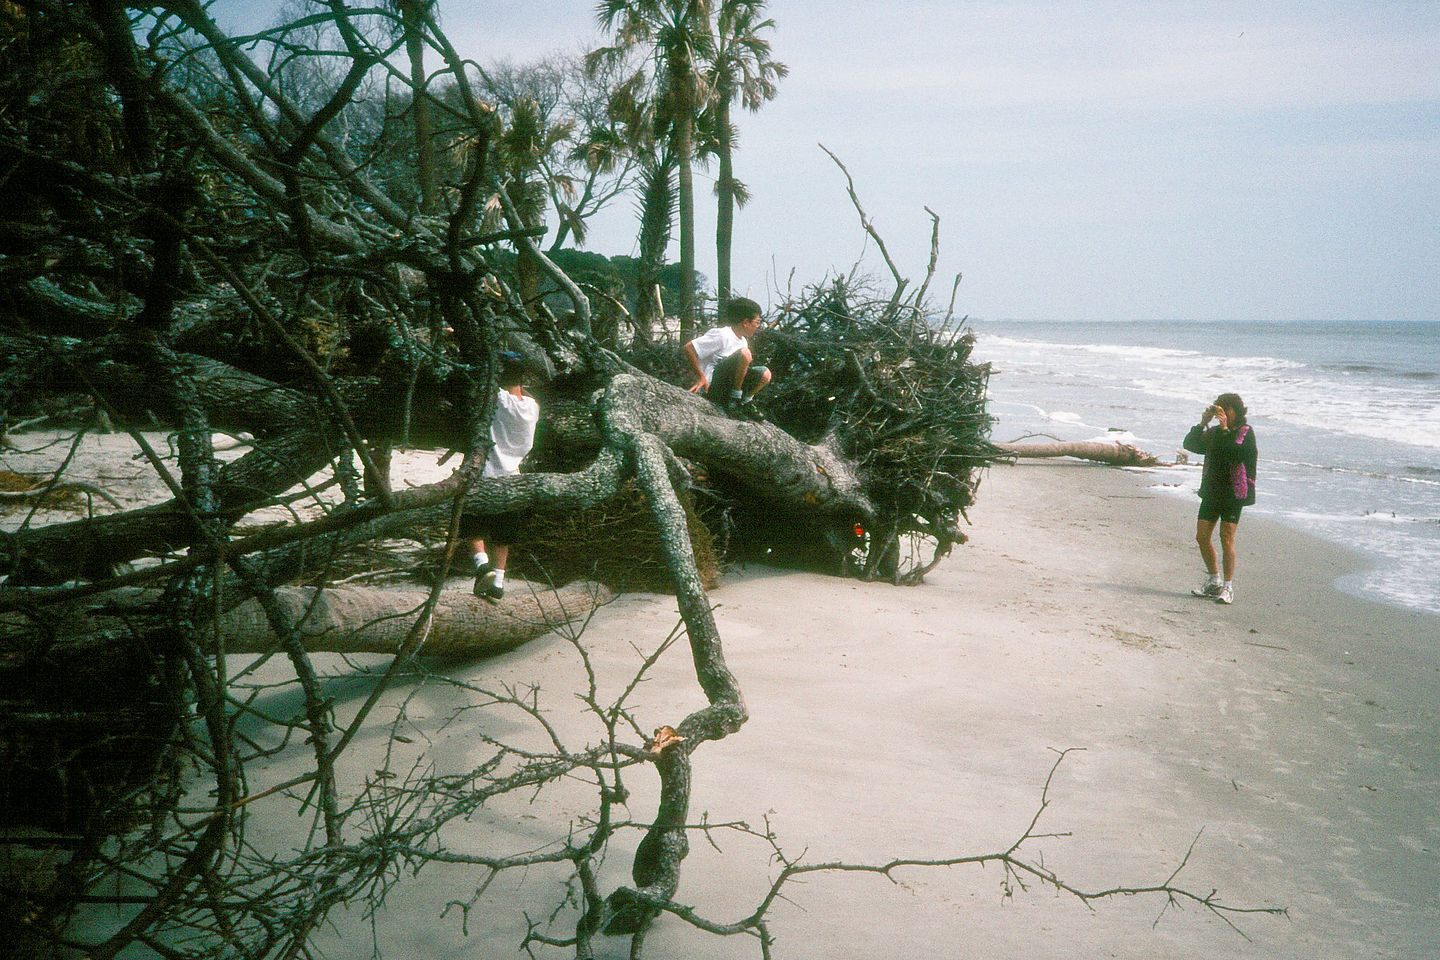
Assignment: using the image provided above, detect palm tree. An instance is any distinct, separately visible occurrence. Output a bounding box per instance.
[577,65,674,342]
[633,146,678,342]
[492,94,575,309]
[707,0,785,318]
[591,0,714,341]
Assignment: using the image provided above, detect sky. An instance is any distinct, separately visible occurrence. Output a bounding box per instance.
[206,1,1440,322]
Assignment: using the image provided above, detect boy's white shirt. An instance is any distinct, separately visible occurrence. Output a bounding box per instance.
[688,326,748,383]
[483,389,540,478]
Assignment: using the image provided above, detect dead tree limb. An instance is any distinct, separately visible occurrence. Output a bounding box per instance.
[587,749,1286,952]
[820,144,908,315]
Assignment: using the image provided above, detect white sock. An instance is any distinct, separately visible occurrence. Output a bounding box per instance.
[473,551,489,570]
[491,569,506,588]
[1208,572,1221,584]
[1222,580,1233,589]
[729,389,743,400]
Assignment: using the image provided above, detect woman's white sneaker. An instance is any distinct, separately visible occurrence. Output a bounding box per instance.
[1214,583,1234,604]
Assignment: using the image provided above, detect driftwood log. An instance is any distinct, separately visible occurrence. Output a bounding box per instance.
[994,440,1160,467]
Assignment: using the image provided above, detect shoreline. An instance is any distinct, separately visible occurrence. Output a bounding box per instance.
[970,317,1440,620]
[1143,460,1440,621]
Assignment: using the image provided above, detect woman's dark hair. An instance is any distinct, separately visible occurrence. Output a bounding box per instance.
[1214,392,1247,427]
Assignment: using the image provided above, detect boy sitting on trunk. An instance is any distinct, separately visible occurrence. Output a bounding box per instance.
[682,296,771,419]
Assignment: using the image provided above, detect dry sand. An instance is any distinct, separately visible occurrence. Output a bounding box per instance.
[265,460,1439,960]
[10,436,1438,958]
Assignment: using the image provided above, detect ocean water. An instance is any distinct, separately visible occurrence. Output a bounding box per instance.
[966,319,1440,616]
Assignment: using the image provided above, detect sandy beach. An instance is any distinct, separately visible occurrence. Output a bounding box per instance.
[8,434,1434,958]
[216,458,1438,960]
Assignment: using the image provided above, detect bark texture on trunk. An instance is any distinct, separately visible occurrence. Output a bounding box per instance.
[215,580,614,658]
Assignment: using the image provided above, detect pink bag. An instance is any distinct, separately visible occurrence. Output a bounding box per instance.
[1230,426,1253,500]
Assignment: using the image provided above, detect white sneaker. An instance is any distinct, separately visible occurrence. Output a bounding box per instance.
[1191,579,1222,598]
[1214,583,1233,604]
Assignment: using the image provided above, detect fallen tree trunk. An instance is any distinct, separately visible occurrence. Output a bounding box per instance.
[215,580,614,658]
[3,579,616,661]
[601,374,875,519]
[994,440,1160,467]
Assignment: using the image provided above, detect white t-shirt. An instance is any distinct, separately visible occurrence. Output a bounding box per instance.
[482,389,540,478]
[688,326,748,383]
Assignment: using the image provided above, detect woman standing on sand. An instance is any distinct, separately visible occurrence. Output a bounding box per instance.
[1183,392,1257,605]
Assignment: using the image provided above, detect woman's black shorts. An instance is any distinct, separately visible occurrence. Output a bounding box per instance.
[1197,500,1243,524]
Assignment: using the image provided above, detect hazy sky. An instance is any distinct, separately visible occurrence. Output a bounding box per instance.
[207,1,1440,322]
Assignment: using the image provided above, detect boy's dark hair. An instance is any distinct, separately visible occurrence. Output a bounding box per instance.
[498,351,528,389]
[725,297,762,323]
